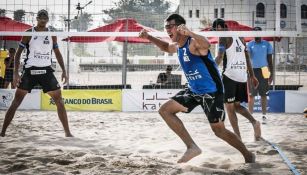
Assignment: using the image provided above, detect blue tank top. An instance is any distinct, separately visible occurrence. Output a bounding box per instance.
[177,37,223,94]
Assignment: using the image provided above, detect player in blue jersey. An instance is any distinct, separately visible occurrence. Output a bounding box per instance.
[139,14,255,163]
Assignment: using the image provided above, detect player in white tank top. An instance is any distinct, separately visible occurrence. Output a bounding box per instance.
[213,18,261,141]
[224,36,247,82]
[0,9,73,137]
[24,27,53,68]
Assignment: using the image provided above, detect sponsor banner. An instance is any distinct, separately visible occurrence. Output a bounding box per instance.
[285,91,307,113]
[41,90,121,111]
[243,90,285,113]
[122,89,203,112]
[0,89,41,110]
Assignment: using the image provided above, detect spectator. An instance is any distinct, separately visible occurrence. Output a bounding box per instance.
[156,65,173,84]
[4,48,16,89]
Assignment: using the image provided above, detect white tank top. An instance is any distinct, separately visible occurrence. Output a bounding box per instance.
[223,37,247,82]
[24,27,53,68]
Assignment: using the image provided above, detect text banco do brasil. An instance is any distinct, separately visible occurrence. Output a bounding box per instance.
[50,98,113,105]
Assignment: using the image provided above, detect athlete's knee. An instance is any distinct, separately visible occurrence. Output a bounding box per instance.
[159,103,178,118]
[158,104,171,117]
[52,95,64,105]
[211,122,226,137]
[234,103,243,111]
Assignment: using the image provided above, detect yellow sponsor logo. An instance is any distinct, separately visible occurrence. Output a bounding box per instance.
[41,90,121,111]
[49,98,113,105]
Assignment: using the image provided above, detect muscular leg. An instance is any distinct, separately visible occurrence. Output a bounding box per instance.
[158,100,201,163]
[47,89,73,137]
[210,121,255,163]
[225,103,241,139]
[234,102,261,140]
[1,88,28,137]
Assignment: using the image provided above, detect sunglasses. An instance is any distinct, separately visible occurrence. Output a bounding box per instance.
[164,24,177,29]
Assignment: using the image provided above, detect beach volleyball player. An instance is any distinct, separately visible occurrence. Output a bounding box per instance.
[213,19,261,141]
[0,10,73,137]
[139,14,255,163]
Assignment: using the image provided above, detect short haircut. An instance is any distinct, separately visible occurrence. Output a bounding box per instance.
[165,14,186,25]
[166,65,173,71]
[212,18,228,30]
[37,9,49,18]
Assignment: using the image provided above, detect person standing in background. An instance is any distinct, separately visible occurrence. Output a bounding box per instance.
[247,27,274,123]
[4,48,16,89]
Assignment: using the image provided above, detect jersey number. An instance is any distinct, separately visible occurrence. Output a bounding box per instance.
[235,39,242,52]
[183,48,190,62]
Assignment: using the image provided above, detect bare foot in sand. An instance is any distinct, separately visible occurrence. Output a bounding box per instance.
[65,133,74,137]
[177,145,202,163]
[245,152,256,163]
[253,121,261,141]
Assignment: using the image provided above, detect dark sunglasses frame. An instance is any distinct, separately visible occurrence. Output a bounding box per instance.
[164,23,178,29]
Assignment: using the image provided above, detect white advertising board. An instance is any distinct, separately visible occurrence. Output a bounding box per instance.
[0,89,41,110]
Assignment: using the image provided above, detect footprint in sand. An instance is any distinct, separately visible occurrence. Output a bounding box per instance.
[52,159,76,165]
[15,153,33,158]
[7,163,28,172]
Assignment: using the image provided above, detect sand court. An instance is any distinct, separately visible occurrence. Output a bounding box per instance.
[0,111,306,174]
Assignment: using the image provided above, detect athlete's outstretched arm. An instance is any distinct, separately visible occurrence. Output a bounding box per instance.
[139,29,176,53]
[52,36,68,84]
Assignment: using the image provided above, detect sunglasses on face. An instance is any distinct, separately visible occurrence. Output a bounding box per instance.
[164,24,177,29]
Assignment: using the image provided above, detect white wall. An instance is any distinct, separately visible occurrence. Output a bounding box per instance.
[179,0,307,31]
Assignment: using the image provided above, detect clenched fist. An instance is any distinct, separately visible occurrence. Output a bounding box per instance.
[177,24,192,36]
[139,29,149,39]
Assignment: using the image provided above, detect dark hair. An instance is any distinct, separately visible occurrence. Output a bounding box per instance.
[253,27,262,31]
[212,18,227,30]
[166,65,173,71]
[166,14,186,25]
[37,9,49,18]
[9,48,16,53]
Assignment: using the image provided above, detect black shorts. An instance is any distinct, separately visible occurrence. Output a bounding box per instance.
[171,89,225,123]
[18,66,60,93]
[249,68,269,96]
[222,75,248,103]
